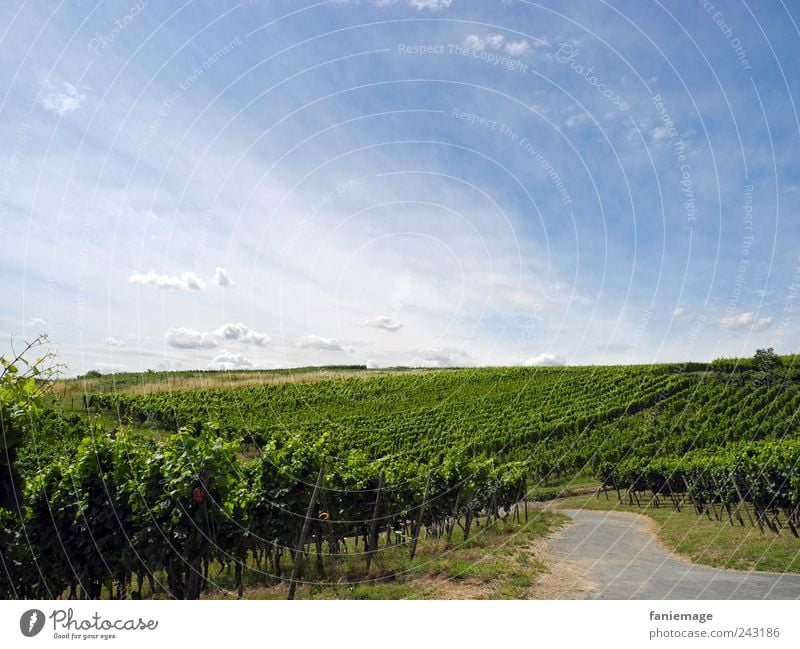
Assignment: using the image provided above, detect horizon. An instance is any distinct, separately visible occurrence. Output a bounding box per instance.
[51,346,797,380]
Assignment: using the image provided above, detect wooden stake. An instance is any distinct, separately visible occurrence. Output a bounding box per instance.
[524,489,530,520]
[447,485,462,546]
[409,472,432,560]
[365,471,385,571]
[682,475,700,515]
[287,467,324,600]
[732,479,756,529]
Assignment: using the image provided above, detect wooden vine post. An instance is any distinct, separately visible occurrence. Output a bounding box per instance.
[409,472,432,560]
[446,484,463,546]
[365,471,385,571]
[732,477,757,530]
[287,467,325,600]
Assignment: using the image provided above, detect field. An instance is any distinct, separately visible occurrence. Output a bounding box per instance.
[2,353,800,599]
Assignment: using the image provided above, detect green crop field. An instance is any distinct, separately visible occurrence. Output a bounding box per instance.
[3,348,800,599]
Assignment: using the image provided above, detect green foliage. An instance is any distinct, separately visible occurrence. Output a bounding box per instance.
[90,365,695,472]
[6,353,799,599]
[1,335,60,598]
[754,348,782,372]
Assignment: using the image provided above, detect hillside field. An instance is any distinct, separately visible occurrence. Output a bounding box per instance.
[3,354,800,599]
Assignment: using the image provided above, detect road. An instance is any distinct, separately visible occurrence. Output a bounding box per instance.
[545,509,800,599]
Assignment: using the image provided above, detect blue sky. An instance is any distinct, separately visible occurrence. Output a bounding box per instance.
[2,0,799,374]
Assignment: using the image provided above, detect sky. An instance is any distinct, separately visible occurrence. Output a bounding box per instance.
[2,0,800,375]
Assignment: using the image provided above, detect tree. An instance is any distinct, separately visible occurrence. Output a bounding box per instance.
[754,347,781,373]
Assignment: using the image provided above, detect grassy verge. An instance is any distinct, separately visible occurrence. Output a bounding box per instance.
[553,491,800,574]
[47,366,435,404]
[201,510,569,600]
[526,472,600,501]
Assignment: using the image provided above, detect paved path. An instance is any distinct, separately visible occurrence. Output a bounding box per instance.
[546,509,800,599]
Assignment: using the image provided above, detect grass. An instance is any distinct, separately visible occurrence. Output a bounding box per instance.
[526,472,600,502]
[554,490,800,574]
[202,510,568,600]
[47,366,437,406]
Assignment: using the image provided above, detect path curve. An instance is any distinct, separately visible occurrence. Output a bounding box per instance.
[544,509,800,599]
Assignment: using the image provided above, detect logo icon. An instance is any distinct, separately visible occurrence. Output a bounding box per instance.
[20,609,45,637]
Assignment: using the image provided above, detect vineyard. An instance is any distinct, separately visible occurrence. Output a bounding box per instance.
[2,351,800,599]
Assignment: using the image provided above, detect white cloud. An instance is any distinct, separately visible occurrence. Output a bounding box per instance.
[415,347,472,367]
[335,0,400,6]
[295,335,348,351]
[651,126,672,141]
[524,353,566,366]
[753,316,774,332]
[504,40,530,55]
[104,337,126,347]
[463,34,484,50]
[464,33,505,51]
[409,0,452,9]
[361,315,404,332]
[41,82,86,116]
[129,270,206,290]
[207,350,253,371]
[366,358,380,368]
[483,33,505,49]
[166,322,267,348]
[672,307,695,322]
[165,327,218,349]
[26,317,47,327]
[565,112,589,128]
[464,33,530,56]
[213,322,267,345]
[155,359,182,372]
[212,267,233,286]
[719,311,773,331]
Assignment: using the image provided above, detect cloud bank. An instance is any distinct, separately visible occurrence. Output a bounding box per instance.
[361,315,404,331]
[130,271,206,290]
[166,323,268,349]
